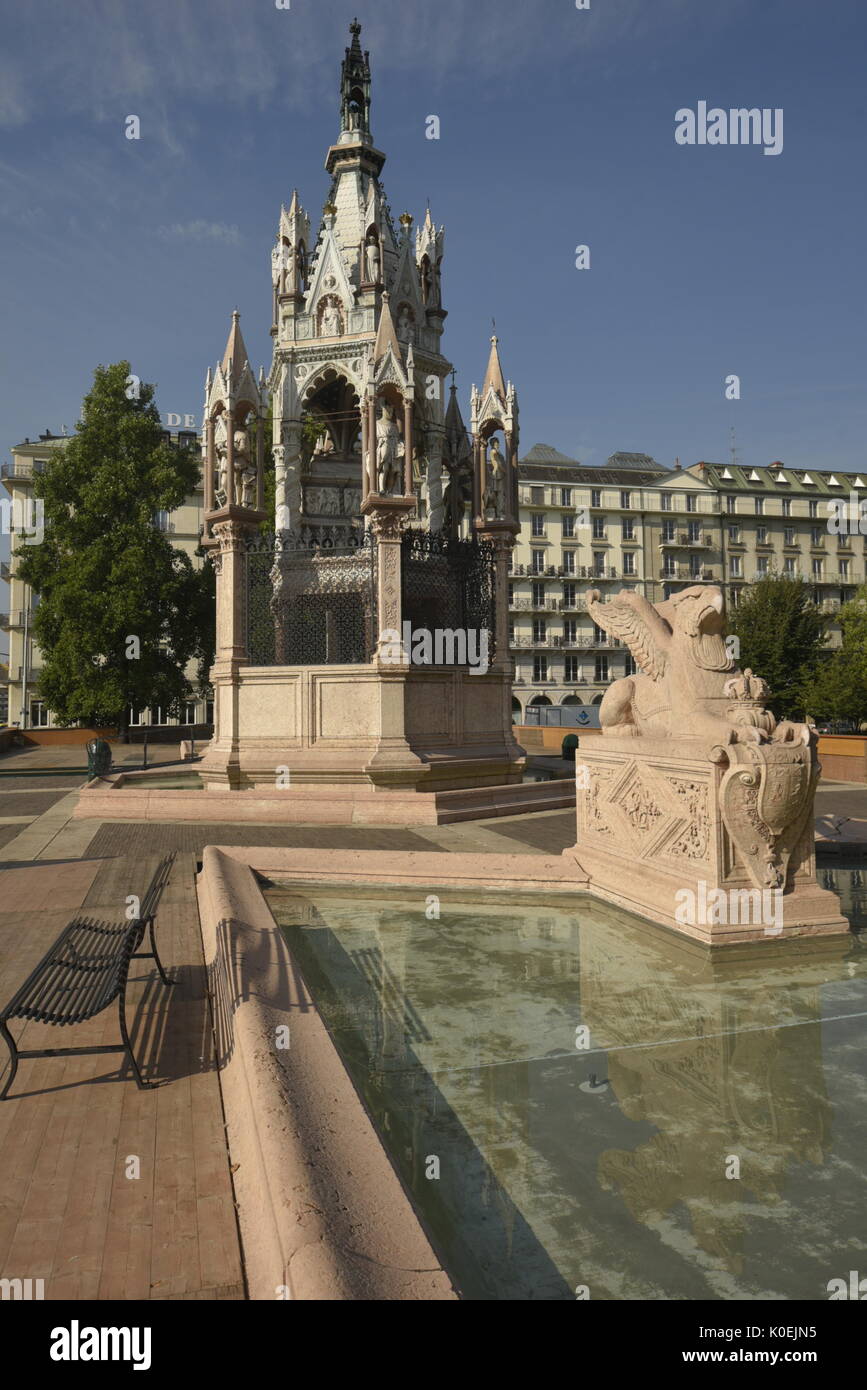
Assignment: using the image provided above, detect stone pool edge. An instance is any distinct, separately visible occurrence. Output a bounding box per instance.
[196,844,458,1301]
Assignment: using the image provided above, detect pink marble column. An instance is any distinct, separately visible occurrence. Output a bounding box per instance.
[225,410,235,506]
[403,399,413,497]
[256,416,264,512]
[472,437,483,523]
[361,406,369,503]
[205,418,215,515]
[368,395,377,494]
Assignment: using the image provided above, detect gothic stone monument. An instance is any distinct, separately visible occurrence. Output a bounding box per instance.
[198,22,524,799]
[567,585,848,943]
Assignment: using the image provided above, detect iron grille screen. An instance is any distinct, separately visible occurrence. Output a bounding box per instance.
[400,529,496,663]
[247,527,377,666]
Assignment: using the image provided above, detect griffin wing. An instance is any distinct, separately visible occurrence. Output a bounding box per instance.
[587,590,670,681]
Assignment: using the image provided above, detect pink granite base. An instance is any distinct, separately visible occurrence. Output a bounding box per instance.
[197,846,457,1301]
[74,771,575,825]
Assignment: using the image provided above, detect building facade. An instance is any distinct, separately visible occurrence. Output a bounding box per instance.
[509,451,864,723]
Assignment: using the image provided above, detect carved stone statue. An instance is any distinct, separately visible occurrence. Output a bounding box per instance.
[214,414,228,504]
[365,234,381,286]
[233,427,257,508]
[587,586,810,748]
[320,299,342,336]
[431,257,442,308]
[571,584,847,933]
[397,306,412,339]
[483,437,508,519]
[271,242,285,290]
[375,402,404,494]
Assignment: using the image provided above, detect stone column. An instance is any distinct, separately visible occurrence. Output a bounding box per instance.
[256,417,265,513]
[403,399,413,497]
[472,436,483,523]
[361,405,369,505]
[204,418,215,515]
[507,436,518,526]
[478,525,516,674]
[360,494,426,789]
[425,429,446,533]
[368,395,377,494]
[212,520,249,665]
[276,422,302,531]
[225,409,235,505]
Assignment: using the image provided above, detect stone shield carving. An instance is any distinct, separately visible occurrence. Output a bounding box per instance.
[718,744,817,891]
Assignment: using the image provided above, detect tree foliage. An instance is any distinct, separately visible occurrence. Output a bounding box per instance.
[15,362,214,730]
[799,586,867,723]
[727,574,827,718]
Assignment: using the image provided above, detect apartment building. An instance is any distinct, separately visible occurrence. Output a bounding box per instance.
[1,429,206,730]
[686,460,866,642]
[510,446,728,720]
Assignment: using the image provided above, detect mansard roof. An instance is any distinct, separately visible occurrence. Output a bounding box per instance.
[690,461,865,494]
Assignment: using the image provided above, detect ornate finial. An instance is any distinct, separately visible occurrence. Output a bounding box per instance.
[232,308,240,323]
[399,211,413,227]
[350,17,361,36]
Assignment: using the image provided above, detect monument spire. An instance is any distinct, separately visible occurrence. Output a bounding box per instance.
[339,17,372,143]
[482,332,507,400]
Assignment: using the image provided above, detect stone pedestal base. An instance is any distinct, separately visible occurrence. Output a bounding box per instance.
[197,661,525,793]
[570,736,849,944]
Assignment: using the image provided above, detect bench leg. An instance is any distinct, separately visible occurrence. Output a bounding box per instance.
[118,991,154,1090]
[0,1019,19,1101]
[148,917,174,987]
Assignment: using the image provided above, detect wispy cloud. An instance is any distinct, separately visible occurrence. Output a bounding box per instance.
[156,220,242,245]
[0,0,727,128]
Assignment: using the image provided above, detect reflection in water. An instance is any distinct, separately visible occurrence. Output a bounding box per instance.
[818,859,867,931]
[266,885,867,1301]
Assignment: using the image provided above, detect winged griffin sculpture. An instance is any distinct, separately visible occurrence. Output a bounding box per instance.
[587,586,811,747]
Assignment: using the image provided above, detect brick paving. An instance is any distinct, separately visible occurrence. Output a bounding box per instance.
[0,854,244,1301]
[0,789,75,817]
[85,820,449,859]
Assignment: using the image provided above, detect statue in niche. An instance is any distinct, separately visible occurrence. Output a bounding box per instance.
[320,298,342,336]
[365,233,381,286]
[420,257,432,305]
[271,241,286,291]
[214,413,228,504]
[397,305,413,339]
[412,441,426,485]
[431,257,442,308]
[375,402,404,494]
[233,426,257,508]
[294,245,306,293]
[483,436,508,519]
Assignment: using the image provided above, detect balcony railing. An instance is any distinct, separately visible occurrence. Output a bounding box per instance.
[0,611,26,629]
[659,567,716,581]
[1,460,46,483]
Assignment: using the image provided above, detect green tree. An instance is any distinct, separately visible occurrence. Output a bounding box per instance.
[728,574,827,719]
[15,362,214,734]
[799,586,867,724]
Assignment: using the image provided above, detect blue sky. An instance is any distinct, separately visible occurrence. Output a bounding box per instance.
[0,0,864,480]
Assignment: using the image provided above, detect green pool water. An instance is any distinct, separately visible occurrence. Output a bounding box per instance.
[266,884,867,1301]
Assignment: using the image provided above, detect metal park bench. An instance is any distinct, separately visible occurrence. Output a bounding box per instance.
[0,853,176,1100]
